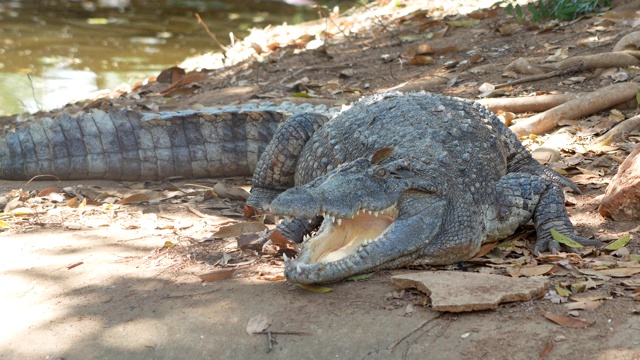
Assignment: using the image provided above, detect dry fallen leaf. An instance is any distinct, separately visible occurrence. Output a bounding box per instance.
[472,242,498,258]
[518,264,555,277]
[298,284,333,293]
[213,222,268,238]
[268,229,296,248]
[409,55,435,65]
[246,314,272,334]
[580,268,640,278]
[116,192,154,205]
[257,274,285,281]
[541,309,595,328]
[565,300,602,311]
[539,339,554,358]
[198,268,236,282]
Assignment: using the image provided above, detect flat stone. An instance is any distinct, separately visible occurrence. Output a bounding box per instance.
[599,143,640,221]
[391,271,549,312]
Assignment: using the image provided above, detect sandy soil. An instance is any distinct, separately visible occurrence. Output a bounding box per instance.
[1,0,640,359]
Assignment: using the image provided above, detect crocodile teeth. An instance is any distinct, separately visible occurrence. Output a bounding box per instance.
[330,216,335,224]
[368,210,372,215]
[283,253,289,261]
[296,265,302,274]
[374,211,379,217]
[337,218,342,226]
[362,239,370,246]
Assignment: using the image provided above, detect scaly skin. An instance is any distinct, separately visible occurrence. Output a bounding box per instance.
[247,92,600,284]
[0,109,286,180]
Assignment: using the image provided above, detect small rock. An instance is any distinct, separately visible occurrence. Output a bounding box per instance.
[391,271,549,312]
[599,144,640,220]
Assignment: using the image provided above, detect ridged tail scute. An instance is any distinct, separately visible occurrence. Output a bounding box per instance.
[0,109,285,181]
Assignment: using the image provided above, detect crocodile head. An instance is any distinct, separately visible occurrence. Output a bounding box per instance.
[270,151,447,284]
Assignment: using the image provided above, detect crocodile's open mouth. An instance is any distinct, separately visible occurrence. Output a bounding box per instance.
[304,205,398,264]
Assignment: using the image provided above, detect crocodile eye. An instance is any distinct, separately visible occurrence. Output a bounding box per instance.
[374,167,389,178]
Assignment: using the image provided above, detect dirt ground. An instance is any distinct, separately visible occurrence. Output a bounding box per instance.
[2,0,640,359]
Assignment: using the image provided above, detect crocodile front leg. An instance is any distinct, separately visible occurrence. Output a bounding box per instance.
[487,173,601,254]
[274,216,323,243]
[247,113,329,211]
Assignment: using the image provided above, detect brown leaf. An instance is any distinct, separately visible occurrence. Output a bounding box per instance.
[409,55,435,65]
[257,274,286,281]
[473,242,498,258]
[160,72,207,95]
[468,8,498,19]
[116,192,153,204]
[539,339,554,358]
[269,229,296,247]
[38,187,62,197]
[497,23,522,36]
[243,204,261,218]
[541,309,595,328]
[67,197,78,207]
[434,46,459,56]
[198,268,236,282]
[431,26,449,39]
[213,222,267,238]
[157,66,185,84]
[415,43,435,55]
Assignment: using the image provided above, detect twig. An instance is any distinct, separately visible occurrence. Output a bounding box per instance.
[27,74,42,112]
[494,62,584,88]
[260,330,310,335]
[66,261,84,270]
[161,288,220,299]
[195,13,227,51]
[316,6,352,43]
[359,2,402,44]
[389,313,443,352]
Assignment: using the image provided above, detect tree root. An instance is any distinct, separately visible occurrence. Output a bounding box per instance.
[509,82,639,137]
[478,93,580,113]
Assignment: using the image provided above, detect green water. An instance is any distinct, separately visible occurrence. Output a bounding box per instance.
[0,0,339,115]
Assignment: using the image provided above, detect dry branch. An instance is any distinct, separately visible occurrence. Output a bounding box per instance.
[509,82,639,137]
[478,93,579,113]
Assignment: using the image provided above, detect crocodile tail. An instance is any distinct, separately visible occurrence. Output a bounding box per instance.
[0,109,284,181]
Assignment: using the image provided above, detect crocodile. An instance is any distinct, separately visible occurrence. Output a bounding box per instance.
[246,92,599,283]
[0,92,599,284]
